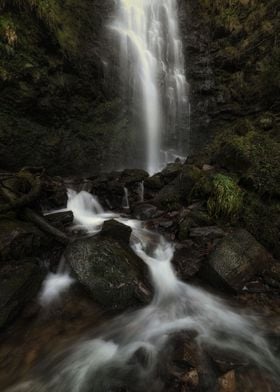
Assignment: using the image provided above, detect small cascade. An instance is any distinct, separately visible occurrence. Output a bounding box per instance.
[67,190,116,233]
[122,187,130,210]
[138,181,144,202]
[38,257,74,306]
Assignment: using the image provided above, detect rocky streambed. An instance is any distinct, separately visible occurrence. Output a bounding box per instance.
[0,161,279,391]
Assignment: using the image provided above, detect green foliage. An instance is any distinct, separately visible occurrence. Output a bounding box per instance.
[0,0,94,54]
[207,174,243,221]
[211,129,280,196]
[242,193,280,257]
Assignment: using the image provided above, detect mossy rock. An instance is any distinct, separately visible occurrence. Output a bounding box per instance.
[153,184,182,212]
[65,231,151,311]
[202,229,272,292]
[144,174,164,190]
[242,193,280,258]
[211,129,280,197]
[176,164,202,197]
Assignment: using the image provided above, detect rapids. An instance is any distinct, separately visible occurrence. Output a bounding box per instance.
[6,191,280,391]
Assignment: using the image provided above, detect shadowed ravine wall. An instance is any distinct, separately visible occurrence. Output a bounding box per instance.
[0,0,279,174]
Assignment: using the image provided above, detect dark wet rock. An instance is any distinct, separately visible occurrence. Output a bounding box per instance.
[202,164,215,172]
[200,229,273,291]
[153,185,181,212]
[100,219,132,245]
[0,261,45,329]
[120,169,149,185]
[263,262,280,289]
[214,142,251,173]
[178,206,214,241]
[0,219,46,262]
[172,244,202,280]
[206,347,249,373]
[175,164,202,197]
[159,220,174,229]
[160,162,182,184]
[45,211,74,230]
[144,174,164,190]
[189,226,226,242]
[218,370,236,392]
[65,228,151,310]
[133,203,162,220]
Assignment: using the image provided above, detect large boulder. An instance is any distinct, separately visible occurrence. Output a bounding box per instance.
[65,222,151,310]
[0,261,45,329]
[200,229,273,291]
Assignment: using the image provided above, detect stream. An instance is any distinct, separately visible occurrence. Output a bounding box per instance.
[5,190,280,392]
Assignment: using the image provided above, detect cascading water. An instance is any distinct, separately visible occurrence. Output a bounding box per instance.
[7,191,280,391]
[112,0,189,174]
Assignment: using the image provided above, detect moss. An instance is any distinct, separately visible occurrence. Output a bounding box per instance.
[242,193,280,258]
[210,128,280,197]
[207,174,243,221]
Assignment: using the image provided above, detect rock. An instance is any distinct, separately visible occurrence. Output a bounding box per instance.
[0,219,46,262]
[263,262,280,289]
[0,261,45,329]
[120,169,149,185]
[218,370,236,392]
[144,174,164,190]
[100,219,132,244]
[132,203,162,220]
[172,244,202,280]
[175,164,202,196]
[189,226,226,242]
[214,142,251,173]
[201,229,273,291]
[202,164,215,172]
[65,228,151,310]
[160,162,182,183]
[181,369,199,389]
[153,184,181,211]
[178,207,214,241]
[45,211,74,230]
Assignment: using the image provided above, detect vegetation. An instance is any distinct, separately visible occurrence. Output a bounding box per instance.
[207,174,243,221]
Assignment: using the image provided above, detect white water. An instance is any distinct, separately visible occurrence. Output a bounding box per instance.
[67,189,117,233]
[8,191,280,391]
[138,181,145,202]
[122,187,130,210]
[112,0,189,174]
[38,257,74,307]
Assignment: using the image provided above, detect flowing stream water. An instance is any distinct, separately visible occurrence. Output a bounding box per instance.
[6,191,280,391]
[112,0,189,173]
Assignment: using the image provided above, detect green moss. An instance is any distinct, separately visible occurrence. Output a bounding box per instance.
[211,129,280,196]
[242,193,280,258]
[207,174,243,221]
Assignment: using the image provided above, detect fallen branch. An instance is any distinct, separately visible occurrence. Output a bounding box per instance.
[23,208,70,245]
[0,170,42,213]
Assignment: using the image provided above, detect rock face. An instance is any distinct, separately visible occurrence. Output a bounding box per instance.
[0,261,45,329]
[0,219,46,261]
[201,229,273,291]
[65,221,151,310]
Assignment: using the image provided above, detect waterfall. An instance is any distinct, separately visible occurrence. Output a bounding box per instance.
[122,187,130,210]
[112,0,189,174]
